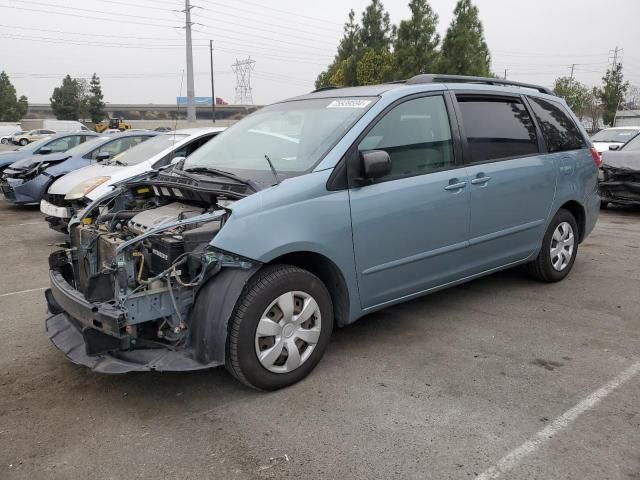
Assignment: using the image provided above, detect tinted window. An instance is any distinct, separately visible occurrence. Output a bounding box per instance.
[457,97,538,162]
[528,97,585,152]
[358,95,454,179]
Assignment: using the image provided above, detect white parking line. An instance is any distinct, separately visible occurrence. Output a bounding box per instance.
[476,360,640,480]
[0,287,47,298]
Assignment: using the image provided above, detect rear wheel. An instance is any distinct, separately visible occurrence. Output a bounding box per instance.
[1,138,7,144]
[527,209,578,283]
[19,138,28,146]
[226,264,333,390]
[600,201,609,209]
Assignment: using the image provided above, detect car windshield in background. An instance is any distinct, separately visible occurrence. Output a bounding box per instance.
[621,133,640,151]
[184,97,377,173]
[62,137,106,156]
[114,133,188,165]
[16,136,51,152]
[591,129,640,143]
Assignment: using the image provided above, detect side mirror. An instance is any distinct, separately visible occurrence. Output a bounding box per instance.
[38,147,52,155]
[608,144,620,151]
[95,151,111,161]
[360,150,391,180]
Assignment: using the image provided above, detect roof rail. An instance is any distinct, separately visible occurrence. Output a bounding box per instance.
[406,74,553,95]
[311,85,339,93]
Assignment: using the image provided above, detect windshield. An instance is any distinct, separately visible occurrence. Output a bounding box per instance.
[591,128,640,143]
[17,136,51,152]
[621,133,640,151]
[114,133,187,165]
[63,137,106,156]
[184,97,377,174]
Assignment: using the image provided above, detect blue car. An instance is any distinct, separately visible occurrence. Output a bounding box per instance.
[1,131,157,207]
[0,131,99,175]
[45,75,600,390]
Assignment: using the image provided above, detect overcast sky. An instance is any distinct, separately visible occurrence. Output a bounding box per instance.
[1,0,639,105]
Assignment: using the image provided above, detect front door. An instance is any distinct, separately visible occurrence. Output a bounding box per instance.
[454,94,558,272]
[348,94,472,309]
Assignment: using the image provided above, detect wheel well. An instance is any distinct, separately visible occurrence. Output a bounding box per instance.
[268,252,350,327]
[559,200,585,242]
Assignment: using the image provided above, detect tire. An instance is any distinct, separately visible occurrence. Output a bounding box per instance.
[1,138,7,144]
[600,201,608,209]
[19,138,28,146]
[526,208,579,283]
[226,264,333,391]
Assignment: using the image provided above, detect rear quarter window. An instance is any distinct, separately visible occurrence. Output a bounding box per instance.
[528,97,585,152]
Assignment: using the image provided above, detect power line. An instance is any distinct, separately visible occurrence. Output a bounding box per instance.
[202,0,342,26]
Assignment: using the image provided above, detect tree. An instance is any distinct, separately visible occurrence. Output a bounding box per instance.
[50,75,86,120]
[585,87,603,133]
[393,0,440,79]
[359,0,393,53]
[0,71,28,121]
[357,49,395,85]
[87,73,106,123]
[599,63,628,127]
[552,77,591,120]
[438,0,491,76]
[315,10,362,88]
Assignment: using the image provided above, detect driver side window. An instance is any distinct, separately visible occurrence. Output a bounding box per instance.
[358,96,454,181]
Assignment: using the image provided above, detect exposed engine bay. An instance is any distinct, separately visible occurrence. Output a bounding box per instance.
[46,173,258,371]
[599,153,640,206]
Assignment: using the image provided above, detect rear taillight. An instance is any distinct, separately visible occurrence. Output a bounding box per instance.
[590,147,601,168]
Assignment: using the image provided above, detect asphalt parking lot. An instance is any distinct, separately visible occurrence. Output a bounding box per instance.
[0,197,638,479]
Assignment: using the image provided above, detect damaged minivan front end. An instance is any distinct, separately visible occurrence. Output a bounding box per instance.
[45,170,260,373]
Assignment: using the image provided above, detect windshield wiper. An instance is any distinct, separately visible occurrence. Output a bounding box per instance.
[264,154,280,185]
[181,166,259,192]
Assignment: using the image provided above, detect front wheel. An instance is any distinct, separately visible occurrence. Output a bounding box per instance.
[1,138,7,144]
[526,208,578,282]
[19,138,28,146]
[226,265,333,390]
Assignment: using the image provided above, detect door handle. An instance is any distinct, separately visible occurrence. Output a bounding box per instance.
[471,176,491,185]
[444,181,467,191]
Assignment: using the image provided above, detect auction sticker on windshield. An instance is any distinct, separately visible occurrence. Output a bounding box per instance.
[326,99,372,109]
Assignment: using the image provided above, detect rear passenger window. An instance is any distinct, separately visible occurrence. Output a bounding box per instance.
[528,97,585,152]
[457,97,538,163]
[358,95,454,179]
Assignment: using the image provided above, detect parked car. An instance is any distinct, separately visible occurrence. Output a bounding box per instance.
[599,132,640,208]
[1,131,27,145]
[42,128,225,230]
[12,129,57,146]
[44,75,600,390]
[0,132,99,176]
[154,126,173,132]
[2,131,157,210]
[591,126,640,153]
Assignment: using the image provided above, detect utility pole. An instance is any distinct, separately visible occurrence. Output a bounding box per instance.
[503,68,508,80]
[608,46,623,127]
[184,0,196,123]
[210,40,215,123]
[569,63,575,81]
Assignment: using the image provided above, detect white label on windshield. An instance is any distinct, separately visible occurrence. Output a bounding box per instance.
[327,99,372,109]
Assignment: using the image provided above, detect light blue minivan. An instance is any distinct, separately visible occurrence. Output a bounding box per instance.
[45,75,600,390]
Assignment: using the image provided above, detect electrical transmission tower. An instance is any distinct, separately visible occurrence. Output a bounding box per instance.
[232,58,256,105]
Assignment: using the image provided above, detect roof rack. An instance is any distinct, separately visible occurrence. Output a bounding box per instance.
[405,74,553,95]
